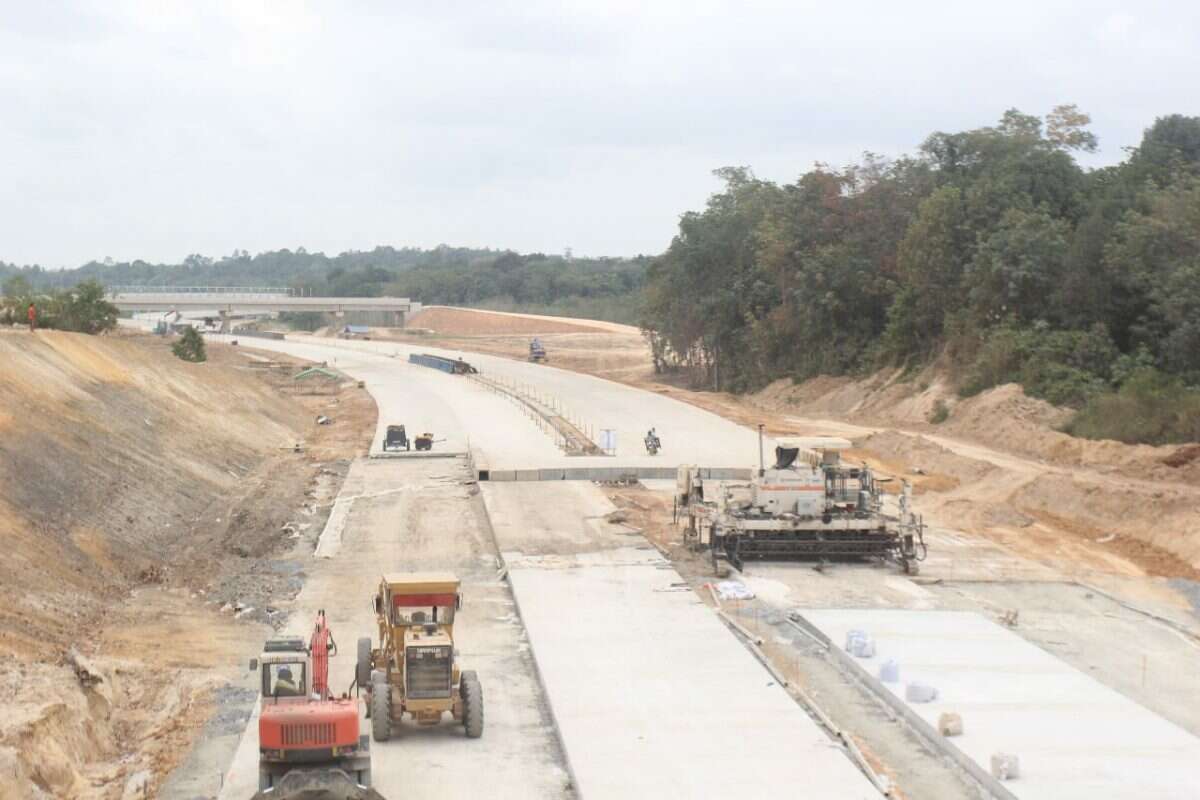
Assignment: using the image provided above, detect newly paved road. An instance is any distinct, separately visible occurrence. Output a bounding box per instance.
[804,609,1200,800]
[210,332,877,799]
[217,459,570,800]
[209,333,770,470]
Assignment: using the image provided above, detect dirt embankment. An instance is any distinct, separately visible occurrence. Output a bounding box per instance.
[0,330,374,799]
[406,305,639,335]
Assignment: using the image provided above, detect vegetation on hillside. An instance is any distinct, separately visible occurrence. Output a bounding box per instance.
[171,326,207,363]
[1,277,118,334]
[640,107,1200,444]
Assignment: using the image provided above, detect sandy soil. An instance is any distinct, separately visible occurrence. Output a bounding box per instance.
[406,305,640,335]
[0,329,375,799]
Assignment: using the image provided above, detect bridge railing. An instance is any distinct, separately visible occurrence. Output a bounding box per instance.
[107,286,294,296]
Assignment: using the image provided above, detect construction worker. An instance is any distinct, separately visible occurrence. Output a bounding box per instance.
[27,302,36,332]
[274,667,299,696]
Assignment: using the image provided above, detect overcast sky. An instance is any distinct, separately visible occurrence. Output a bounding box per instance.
[2,1,1197,268]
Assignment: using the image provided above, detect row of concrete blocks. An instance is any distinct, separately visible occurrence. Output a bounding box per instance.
[844,629,1021,783]
[478,466,753,482]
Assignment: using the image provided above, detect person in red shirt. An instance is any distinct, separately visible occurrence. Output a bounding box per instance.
[27,303,36,332]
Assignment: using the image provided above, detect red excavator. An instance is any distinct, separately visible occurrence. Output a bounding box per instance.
[250,611,384,799]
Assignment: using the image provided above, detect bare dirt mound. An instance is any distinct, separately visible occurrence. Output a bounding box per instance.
[749,371,1200,577]
[407,305,637,335]
[0,330,374,798]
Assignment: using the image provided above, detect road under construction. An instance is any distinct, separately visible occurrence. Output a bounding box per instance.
[153,329,1200,800]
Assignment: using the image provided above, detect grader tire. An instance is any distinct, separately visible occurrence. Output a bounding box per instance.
[356,638,372,692]
[461,670,483,739]
[370,682,392,742]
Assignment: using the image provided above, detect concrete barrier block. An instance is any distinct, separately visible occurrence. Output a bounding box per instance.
[850,636,876,658]
[514,469,541,481]
[488,470,516,482]
[539,469,566,481]
[990,753,1019,781]
[844,629,876,657]
[878,659,900,683]
[905,682,939,703]
[938,712,963,737]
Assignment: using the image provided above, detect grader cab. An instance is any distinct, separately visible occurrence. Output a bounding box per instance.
[357,573,483,742]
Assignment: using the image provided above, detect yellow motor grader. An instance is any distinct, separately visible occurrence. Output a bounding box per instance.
[357,573,483,741]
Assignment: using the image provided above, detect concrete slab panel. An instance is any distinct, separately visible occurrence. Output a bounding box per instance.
[479,481,877,799]
[802,609,1200,800]
[506,563,877,799]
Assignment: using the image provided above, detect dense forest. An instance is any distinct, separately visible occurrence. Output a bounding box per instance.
[640,107,1200,444]
[0,247,647,324]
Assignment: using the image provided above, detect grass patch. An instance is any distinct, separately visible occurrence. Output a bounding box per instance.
[928,399,951,424]
[1065,369,1200,445]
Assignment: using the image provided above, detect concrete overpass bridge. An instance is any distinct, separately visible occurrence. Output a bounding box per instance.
[108,288,420,327]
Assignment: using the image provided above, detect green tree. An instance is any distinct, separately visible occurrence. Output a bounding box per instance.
[883,186,969,355]
[172,326,207,362]
[54,280,118,334]
[2,274,32,298]
[966,208,1071,324]
[1103,177,1200,378]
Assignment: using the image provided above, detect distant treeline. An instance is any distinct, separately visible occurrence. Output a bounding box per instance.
[0,247,648,324]
[640,107,1200,444]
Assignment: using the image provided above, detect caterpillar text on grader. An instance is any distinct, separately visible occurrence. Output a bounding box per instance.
[251,611,383,799]
[358,573,484,742]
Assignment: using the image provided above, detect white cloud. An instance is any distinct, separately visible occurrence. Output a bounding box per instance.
[0,0,1197,266]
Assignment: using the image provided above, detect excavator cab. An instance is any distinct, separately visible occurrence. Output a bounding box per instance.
[251,614,382,799]
[257,641,310,700]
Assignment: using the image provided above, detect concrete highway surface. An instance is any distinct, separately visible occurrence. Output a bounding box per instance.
[217,333,772,470]
[209,333,878,799]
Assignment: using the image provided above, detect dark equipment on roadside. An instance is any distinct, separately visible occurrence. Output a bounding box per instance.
[383,425,409,452]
